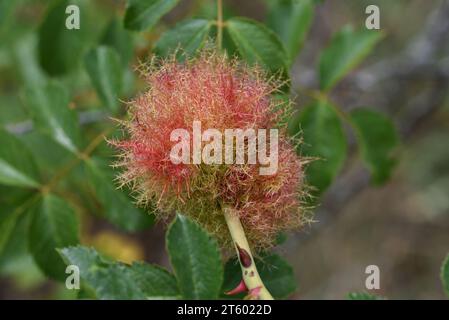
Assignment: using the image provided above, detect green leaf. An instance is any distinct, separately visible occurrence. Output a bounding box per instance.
[24,81,82,154]
[223,253,296,299]
[60,245,111,276]
[0,129,40,188]
[350,108,399,185]
[0,206,30,268]
[0,194,47,289]
[256,254,297,299]
[167,214,223,299]
[28,194,79,280]
[101,19,134,66]
[0,191,36,257]
[319,25,382,91]
[154,19,212,58]
[12,34,47,87]
[226,17,290,83]
[0,202,23,256]
[21,131,74,175]
[60,246,140,299]
[441,253,449,297]
[347,292,385,300]
[124,0,180,31]
[38,0,90,76]
[59,245,179,299]
[128,262,180,299]
[289,101,347,194]
[266,0,314,62]
[85,158,154,232]
[84,46,123,112]
[0,209,20,256]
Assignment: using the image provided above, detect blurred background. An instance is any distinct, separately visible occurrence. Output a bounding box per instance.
[0,0,448,299]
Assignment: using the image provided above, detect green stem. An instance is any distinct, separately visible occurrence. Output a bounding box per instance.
[223,207,274,300]
[217,0,223,50]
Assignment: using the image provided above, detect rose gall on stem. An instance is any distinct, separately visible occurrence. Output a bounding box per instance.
[112,0,307,298]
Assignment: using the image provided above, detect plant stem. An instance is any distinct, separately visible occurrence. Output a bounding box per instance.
[223,207,274,300]
[217,0,223,50]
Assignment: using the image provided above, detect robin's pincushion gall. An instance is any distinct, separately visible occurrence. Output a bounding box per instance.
[112,51,308,251]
